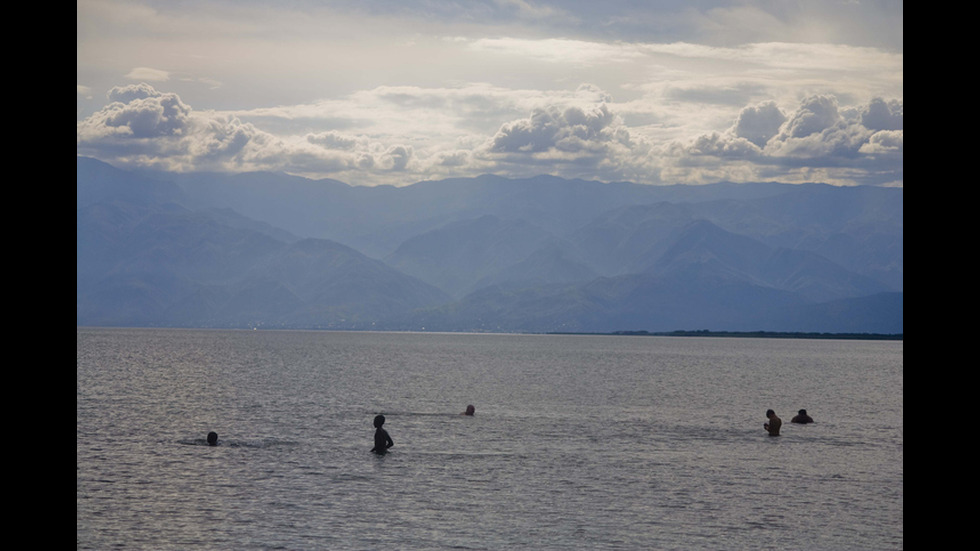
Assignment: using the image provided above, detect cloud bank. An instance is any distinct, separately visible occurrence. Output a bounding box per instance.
[77,1,902,187]
[77,82,902,187]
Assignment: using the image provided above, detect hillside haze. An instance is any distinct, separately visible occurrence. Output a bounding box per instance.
[76,157,903,333]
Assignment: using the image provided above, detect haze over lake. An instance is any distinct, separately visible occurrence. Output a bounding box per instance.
[77,158,902,335]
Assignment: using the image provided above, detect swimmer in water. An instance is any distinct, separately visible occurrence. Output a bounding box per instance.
[791,409,814,424]
[764,409,782,436]
[461,404,475,416]
[371,414,393,454]
[207,431,218,446]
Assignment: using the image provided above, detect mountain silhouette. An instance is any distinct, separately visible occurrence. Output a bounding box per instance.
[77,156,902,333]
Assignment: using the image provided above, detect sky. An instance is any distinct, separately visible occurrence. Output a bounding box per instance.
[77,0,903,188]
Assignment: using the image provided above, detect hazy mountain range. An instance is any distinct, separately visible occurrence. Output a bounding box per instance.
[76,156,903,334]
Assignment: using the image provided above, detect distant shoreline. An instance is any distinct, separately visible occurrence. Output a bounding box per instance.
[79,325,904,340]
[549,330,903,341]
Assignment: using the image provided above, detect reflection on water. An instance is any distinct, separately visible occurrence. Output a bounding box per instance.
[78,328,902,550]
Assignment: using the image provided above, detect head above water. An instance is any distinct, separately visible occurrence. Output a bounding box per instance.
[798,409,808,416]
[464,405,475,415]
[207,431,218,446]
[374,414,385,428]
[766,409,775,417]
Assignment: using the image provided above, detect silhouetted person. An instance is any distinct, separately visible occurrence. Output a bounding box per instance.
[207,431,218,446]
[764,409,782,436]
[461,404,475,416]
[791,409,814,424]
[371,414,393,454]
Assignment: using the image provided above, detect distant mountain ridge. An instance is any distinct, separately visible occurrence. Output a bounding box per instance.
[76,156,903,333]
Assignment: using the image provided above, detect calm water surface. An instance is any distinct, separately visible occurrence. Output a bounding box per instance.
[77,328,903,550]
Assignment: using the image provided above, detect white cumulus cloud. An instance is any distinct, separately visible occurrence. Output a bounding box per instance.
[663,94,903,186]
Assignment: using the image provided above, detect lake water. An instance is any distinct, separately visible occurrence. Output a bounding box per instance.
[77,328,903,550]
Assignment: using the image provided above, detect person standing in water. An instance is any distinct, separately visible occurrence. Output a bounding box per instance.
[791,409,814,424]
[764,409,782,436]
[371,414,393,454]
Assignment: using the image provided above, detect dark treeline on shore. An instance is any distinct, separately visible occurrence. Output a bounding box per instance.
[552,330,903,341]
